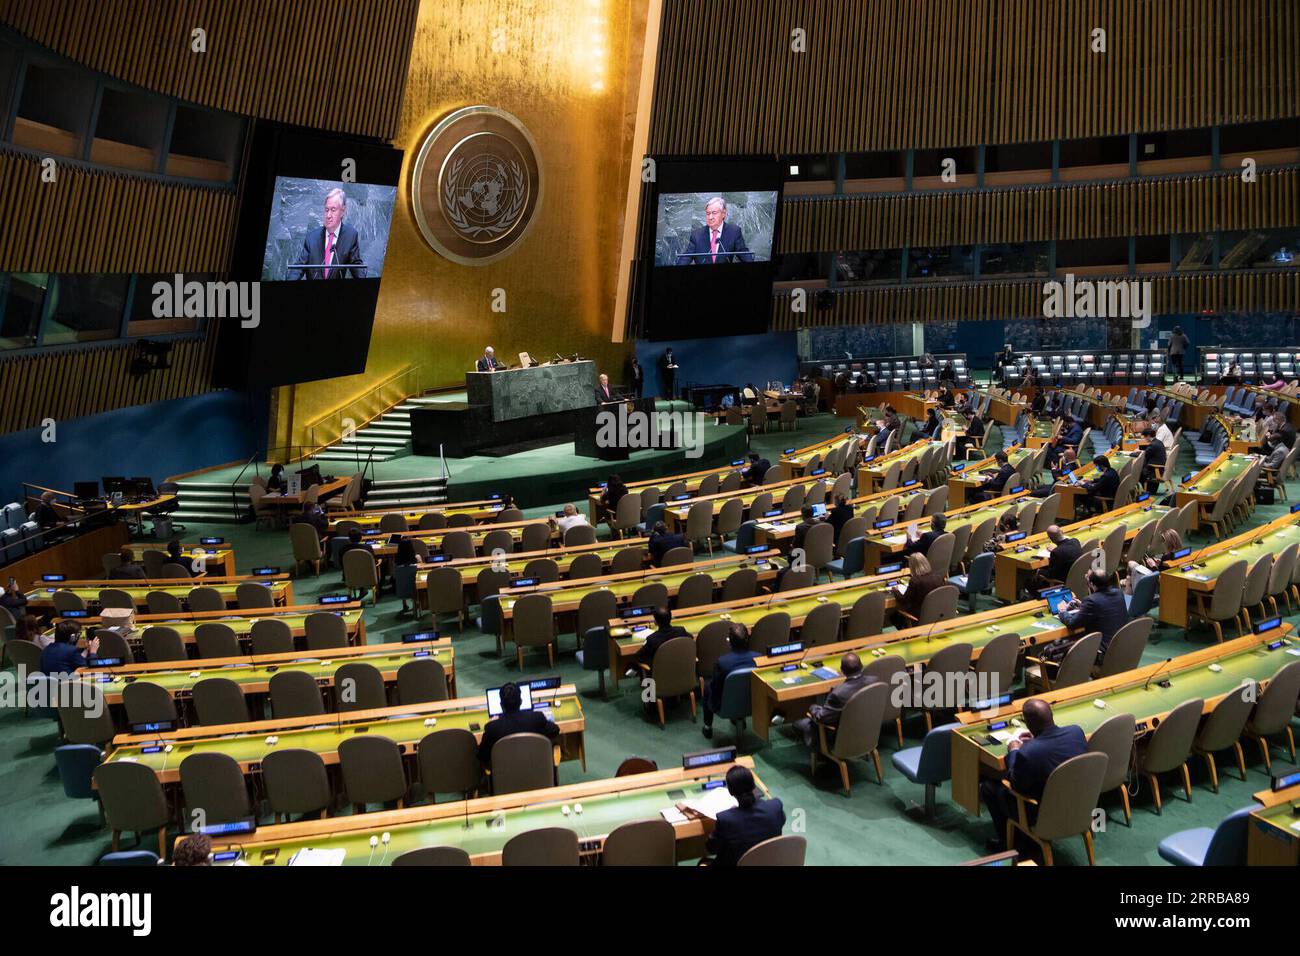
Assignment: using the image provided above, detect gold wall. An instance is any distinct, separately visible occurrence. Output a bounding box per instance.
[277,0,649,448]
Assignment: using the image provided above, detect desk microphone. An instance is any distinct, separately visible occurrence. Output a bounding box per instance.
[1142,657,1175,691]
[377,831,392,866]
[366,834,379,865]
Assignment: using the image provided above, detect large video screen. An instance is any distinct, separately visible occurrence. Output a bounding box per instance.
[653,191,777,266]
[641,160,783,341]
[261,177,397,281]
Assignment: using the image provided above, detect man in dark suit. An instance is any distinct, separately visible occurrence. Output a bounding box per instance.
[742,452,770,486]
[647,521,688,567]
[476,347,502,372]
[1058,569,1130,657]
[594,373,616,404]
[979,699,1087,852]
[108,547,147,580]
[1024,525,1081,596]
[1080,454,1120,515]
[675,197,753,265]
[1060,417,1084,448]
[659,348,678,399]
[627,357,644,399]
[905,512,947,556]
[1139,425,1167,493]
[791,505,819,553]
[795,652,876,747]
[975,452,1016,502]
[477,682,560,765]
[704,765,785,866]
[637,606,689,667]
[827,495,854,538]
[293,188,365,279]
[702,624,761,739]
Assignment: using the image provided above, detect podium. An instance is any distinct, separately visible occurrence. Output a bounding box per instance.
[466,360,597,422]
[575,398,674,460]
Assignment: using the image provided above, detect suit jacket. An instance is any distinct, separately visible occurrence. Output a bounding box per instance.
[981,463,1016,493]
[1006,724,1088,802]
[40,641,92,676]
[477,708,560,764]
[1059,586,1129,654]
[827,504,855,537]
[295,223,365,279]
[905,528,943,556]
[108,564,147,580]
[638,624,689,666]
[648,531,687,567]
[1142,439,1167,477]
[1085,466,1120,500]
[706,798,785,866]
[707,649,761,711]
[594,384,615,404]
[792,520,818,552]
[476,356,502,372]
[744,459,770,484]
[808,672,877,728]
[897,571,947,618]
[1045,538,1082,582]
[677,221,753,264]
[1061,423,1083,446]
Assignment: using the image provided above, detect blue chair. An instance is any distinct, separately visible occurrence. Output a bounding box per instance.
[0,528,18,564]
[1156,805,1255,866]
[16,520,41,554]
[576,626,610,696]
[1124,569,1160,617]
[99,851,160,866]
[714,667,754,741]
[891,722,959,817]
[721,520,758,555]
[637,502,667,535]
[1,502,24,530]
[949,551,994,611]
[55,744,103,801]
[826,536,865,579]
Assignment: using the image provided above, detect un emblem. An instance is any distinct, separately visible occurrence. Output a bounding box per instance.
[411,106,543,265]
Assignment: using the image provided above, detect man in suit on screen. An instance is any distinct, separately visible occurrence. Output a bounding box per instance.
[675,197,753,264]
[294,188,366,279]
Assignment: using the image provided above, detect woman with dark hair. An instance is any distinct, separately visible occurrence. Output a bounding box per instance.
[394,538,419,615]
[703,765,786,866]
[922,407,943,439]
[266,463,287,493]
[39,621,99,676]
[600,474,628,529]
[1,577,29,642]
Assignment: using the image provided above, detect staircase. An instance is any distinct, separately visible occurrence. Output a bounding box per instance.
[173,478,252,523]
[360,475,449,510]
[312,395,448,463]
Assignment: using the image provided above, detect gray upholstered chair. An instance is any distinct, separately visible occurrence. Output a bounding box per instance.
[1136,697,1205,814]
[1004,751,1108,865]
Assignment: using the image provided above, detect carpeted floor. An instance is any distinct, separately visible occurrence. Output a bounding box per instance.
[3,410,1296,866]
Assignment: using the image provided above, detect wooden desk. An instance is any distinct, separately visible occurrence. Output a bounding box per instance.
[781,429,858,475]
[947,445,1033,506]
[748,599,1071,740]
[586,463,750,523]
[200,757,767,866]
[1024,418,1059,449]
[662,475,835,535]
[856,440,942,493]
[76,638,453,707]
[983,391,1029,427]
[950,628,1297,815]
[328,500,506,531]
[376,519,558,558]
[1158,510,1300,627]
[24,574,293,613]
[1049,449,1144,522]
[1145,387,1213,430]
[497,552,784,643]
[993,499,1173,602]
[1248,783,1300,865]
[46,602,367,652]
[605,569,906,689]
[860,488,1030,572]
[1174,451,1259,529]
[106,681,574,789]
[751,483,934,549]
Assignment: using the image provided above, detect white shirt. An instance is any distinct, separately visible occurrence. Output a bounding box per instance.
[557,513,588,534]
[1155,423,1175,452]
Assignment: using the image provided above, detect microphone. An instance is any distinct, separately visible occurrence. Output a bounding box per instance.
[1142,657,1175,691]
[366,834,379,865]
[377,831,392,866]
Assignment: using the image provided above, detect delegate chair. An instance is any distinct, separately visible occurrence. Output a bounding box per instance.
[891,721,959,817]
[491,732,555,795]
[261,748,333,822]
[1156,805,1255,867]
[94,761,170,857]
[339,735,409,812]
[1192,686,1254,792]
[502,827,580,866]
[1088,713,1136,827]
[1003,752,1108,866]
[179,752,252,826]
[811,681,888,794]
[417,728,480,802]
[1136,698,1204,814]
[601,818,676,866]
[737,834,806,867]
[392,846,471,866]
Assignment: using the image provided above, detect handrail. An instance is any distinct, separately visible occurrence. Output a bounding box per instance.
[303,364,424,457]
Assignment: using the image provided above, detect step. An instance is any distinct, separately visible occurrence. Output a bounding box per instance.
[359,494,448,508]
[342,435,408,448]
[370,476,448,488]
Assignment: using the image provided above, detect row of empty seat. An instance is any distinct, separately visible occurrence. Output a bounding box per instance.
[1009,350,1169,386]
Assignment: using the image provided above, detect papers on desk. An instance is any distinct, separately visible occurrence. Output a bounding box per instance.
[1031,620,1059,630]
[288,847,346,866]
[1184,573,1211,581]
[1291,819,1300,834]
[660,806,690,825]
[989,727,1024,744]
[884,535,908,545]
[680,787,739,820]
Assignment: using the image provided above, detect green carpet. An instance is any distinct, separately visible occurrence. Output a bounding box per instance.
[4,413,1296,866]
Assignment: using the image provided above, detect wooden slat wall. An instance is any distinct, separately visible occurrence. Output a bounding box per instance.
[771,271,1300,329]
[0,334,217,434]
[649,0,1300,154]
[0,0,420,140]
[778,165,1300,253]
[0,149,236,273]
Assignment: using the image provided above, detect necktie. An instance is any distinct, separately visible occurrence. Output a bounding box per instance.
[710,230,718,263]
[324,232,334,278]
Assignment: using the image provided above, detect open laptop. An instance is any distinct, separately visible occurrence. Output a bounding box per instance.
[1039,586,1074,615]
[486,683,533,717]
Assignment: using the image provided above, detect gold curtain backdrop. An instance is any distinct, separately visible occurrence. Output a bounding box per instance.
[277,0,649,450]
